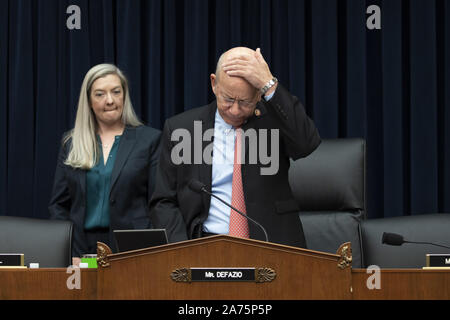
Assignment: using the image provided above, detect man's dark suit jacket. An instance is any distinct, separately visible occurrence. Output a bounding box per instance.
[49,125,161,257]
[149,84,321,248]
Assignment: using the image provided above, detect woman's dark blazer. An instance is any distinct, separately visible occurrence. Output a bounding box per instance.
[49,125,161,257]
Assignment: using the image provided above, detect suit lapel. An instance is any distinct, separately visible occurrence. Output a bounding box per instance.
[198,102,217,212]
[241,101,267,160]
[78,169,86,199]
[109,126,137,193]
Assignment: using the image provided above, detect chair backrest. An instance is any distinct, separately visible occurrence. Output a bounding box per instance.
[361,214,450,268]
[0,216,73,268]
[289,138,366,215]
[288,138,366,267]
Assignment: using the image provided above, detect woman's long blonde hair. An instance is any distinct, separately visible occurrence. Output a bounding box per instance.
[64,64,142,169]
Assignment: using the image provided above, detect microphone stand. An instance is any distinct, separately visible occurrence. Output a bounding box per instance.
[200,186,269,242]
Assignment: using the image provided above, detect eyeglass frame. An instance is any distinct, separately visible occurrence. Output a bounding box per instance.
[216,92,260,109]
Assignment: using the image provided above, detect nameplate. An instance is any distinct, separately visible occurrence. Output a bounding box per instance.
[426,254,450,267]
[171,267,276,283]
[0,254,24,267]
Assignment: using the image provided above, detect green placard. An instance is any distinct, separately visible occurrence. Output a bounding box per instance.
[80,257,97,268]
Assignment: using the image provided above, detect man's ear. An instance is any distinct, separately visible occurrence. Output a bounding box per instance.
[210,73,217,95]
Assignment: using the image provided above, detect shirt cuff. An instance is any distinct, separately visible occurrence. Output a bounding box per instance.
[263,91,275,101]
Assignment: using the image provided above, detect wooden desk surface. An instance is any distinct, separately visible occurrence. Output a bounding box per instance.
[1,268,449,300]
[0,268,97,300]
[351,269,450,300]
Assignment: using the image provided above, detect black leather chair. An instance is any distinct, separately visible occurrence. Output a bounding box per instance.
[361,214,450,268]
[289,138,366,267]
[0,216,73,268]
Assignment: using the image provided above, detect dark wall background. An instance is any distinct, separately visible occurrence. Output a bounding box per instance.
[0,0,449,220]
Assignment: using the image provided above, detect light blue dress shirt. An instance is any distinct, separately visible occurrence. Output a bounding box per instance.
[202,110,236,234]
[203,92,274,234]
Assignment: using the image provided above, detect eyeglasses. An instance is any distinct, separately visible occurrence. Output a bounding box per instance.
[218,94,257,108]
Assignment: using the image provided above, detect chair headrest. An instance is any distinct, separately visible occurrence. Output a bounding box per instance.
[289,138,365,212]
[0,216,73,267]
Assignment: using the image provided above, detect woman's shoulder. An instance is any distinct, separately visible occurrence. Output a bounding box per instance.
[59,130,73,149]
[135,124,161,135]
[132,125,162,143]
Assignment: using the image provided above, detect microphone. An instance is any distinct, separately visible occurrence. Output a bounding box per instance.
[188,179,269,242]
[188,179,208,194]
[382,232,450,249]
[381,232,405,246]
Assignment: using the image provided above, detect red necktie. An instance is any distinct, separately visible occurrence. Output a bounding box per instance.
[229,128,250,238]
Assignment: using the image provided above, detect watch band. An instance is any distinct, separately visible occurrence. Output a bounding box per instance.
[260,77,278,95]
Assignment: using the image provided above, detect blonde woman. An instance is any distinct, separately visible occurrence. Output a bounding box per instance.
[49,64,161,260]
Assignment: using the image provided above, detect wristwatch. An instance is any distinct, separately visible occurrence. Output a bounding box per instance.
[260,77,278,95]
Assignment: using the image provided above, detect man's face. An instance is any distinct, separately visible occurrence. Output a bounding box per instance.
[211,73,260,127]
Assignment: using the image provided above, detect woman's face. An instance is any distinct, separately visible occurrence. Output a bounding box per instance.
[89,74,124,127]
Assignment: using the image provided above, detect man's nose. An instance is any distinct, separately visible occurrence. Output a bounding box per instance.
[228,100,241,116]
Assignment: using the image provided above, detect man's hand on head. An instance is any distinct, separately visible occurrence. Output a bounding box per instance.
[221,48,277,95]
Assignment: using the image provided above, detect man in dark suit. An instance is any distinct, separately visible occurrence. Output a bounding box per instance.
[150,47,320,248]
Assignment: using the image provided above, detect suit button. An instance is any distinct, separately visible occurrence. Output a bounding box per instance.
[110,199,116,206]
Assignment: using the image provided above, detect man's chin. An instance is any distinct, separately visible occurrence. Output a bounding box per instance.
[225,118,244,128]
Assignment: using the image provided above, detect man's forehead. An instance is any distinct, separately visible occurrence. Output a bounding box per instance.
[219,77,255,97]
